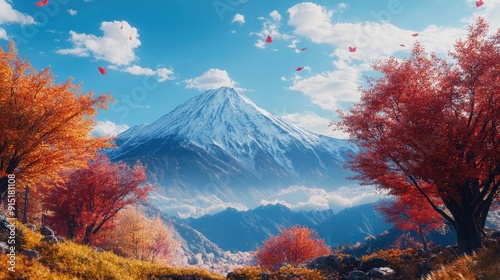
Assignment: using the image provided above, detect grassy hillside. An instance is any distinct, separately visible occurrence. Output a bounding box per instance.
[2,222,499,279]
[0,222,223,280]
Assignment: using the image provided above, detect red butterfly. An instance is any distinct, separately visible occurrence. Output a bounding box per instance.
[476,0,484,7]
[348,46,356,52]
[400,44,405,47]
[301,47,307,51]
[412,33,419,37]
[295,67,304,72]
[35,0,48,6]
[98,67,106,76]
[266,35,272,43]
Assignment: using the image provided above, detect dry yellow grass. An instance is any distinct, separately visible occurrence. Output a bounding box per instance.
[0,222,223,280]
[423,240,500,280]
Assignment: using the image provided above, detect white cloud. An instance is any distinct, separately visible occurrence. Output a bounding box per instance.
[269,10,282,21]
[251,10,290,49]
[149,193,248,219]
[260,185,386,213]
[93,121,129,137]
[68,9,78,16]
[287,39,301,53]
[156,67,176,82]
[336,2,348,13]
[0,28,7,40]
[464,0,500,30]
[122,65,174,82]
[288,60,361,111]
[281,112,349,139]
[185,68,244,92]
[0,0,35,25]
[288,2,471,59]
[231,13,245,25]
[123,65,155,76]
[286,2,469,112]
[56,21,140,65]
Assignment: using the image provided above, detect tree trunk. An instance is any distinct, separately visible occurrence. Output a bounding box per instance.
[418,225,429,251]
[22,187,29,224]
[83,223,95,245]
[0,177,8,203]
[453,212,483,254]
[67,220,76,240]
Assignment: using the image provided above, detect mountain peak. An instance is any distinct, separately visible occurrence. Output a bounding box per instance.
[109,87,358,218]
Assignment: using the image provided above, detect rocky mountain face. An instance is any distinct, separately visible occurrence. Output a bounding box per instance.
[107,87,358,217]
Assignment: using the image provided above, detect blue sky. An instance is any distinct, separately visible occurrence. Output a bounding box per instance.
[1,0,499,139]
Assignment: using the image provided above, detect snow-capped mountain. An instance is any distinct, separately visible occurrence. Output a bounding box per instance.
[107,87,358,217]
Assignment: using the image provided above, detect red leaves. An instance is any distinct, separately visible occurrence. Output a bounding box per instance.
[35,0,48,6]
[301,47,308,51]
[400,44,405,47]
[476,0,484,7]
[254,226,332,270]
[266,35,273,43]
[412,33,419,37]
[337,18,500,253]
[43,154,152,244]
[98,66,106,75]
[295,67,304,72]
[349,46,356,52]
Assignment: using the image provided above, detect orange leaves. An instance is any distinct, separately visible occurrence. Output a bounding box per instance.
[0,42,112,200]
[253,225,332,270]
[95,206,179,263]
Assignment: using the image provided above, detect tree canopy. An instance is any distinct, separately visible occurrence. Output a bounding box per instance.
[0,42,112,201]
[254,225,332,270]
[44,154,153,244]
[337,17,500,253]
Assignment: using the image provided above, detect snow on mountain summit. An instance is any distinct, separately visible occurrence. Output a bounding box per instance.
[118,87,355,171]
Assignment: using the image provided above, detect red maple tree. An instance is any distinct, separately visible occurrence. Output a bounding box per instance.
[44,154,152,244]
[254,225,332,270]
[337,17,500,253]
[377,193,444,251]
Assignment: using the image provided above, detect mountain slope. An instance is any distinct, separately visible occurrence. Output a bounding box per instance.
[183,203,335,252]
[181,203,393,252]
[107,87,358,217]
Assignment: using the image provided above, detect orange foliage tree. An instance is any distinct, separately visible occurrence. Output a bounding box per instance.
[337,18,500,253]
[254,225,332,270]
[0,42,112,202]
[43,154,152,244]
[95,206,179,263]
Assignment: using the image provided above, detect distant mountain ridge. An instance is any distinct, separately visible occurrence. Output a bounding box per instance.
[107,87,358,217]
[182,203,391,252]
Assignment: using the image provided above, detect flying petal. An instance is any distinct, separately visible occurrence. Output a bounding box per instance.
[98,67,107,76]
[35,0,48,6]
